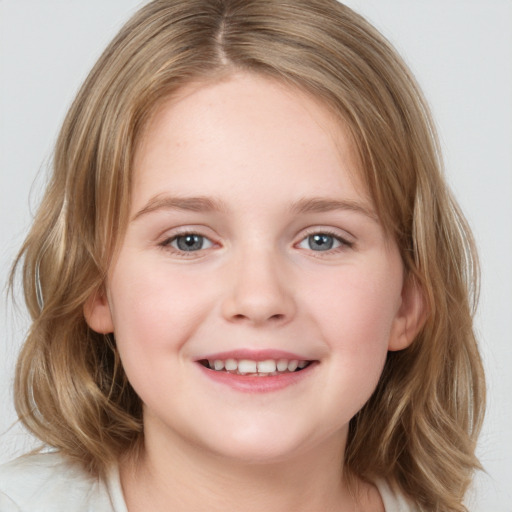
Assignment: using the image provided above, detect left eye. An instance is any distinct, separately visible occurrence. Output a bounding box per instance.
[298,233,343,251]
[169,234,213,252]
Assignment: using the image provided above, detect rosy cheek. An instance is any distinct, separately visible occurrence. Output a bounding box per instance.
[309,274,399,349]
[110,264,209,352]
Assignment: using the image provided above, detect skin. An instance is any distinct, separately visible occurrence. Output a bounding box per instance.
[86,72,423,511]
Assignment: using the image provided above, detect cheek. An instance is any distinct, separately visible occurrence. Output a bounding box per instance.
[107,259,213,362]
[106,260,214,407]
[316,269,399,323]
[304,261,403,365]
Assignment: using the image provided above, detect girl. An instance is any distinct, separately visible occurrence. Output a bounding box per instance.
[0,1,485,511]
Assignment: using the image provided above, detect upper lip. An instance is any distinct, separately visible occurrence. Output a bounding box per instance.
[195,349,314,362]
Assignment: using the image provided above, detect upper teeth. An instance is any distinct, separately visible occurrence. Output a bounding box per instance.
[207,358,309,375]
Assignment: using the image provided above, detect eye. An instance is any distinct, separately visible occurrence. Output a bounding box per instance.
[168,233,213,252]
[297,233,347,252]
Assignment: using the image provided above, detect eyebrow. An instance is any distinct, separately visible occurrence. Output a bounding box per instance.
[290,197,378,221]
[132,195,228,220]
[132,195,377,221]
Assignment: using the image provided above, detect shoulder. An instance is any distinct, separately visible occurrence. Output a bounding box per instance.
[374,479,420,512]
[0,452,123,512]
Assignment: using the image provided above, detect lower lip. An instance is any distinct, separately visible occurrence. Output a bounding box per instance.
[196,363,316,393]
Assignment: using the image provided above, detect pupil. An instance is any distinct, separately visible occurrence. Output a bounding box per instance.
[309,234,333,251]
[177,234,203,251]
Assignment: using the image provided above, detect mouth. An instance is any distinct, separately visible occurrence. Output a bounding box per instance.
[196,351,317,392]
[198,358,313,376]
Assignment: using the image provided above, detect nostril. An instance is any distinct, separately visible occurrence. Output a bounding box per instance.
[230,313,284,322]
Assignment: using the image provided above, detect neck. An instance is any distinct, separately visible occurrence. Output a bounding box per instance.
[120,424,382,512]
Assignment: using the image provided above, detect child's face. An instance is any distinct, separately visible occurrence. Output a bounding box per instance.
[87,73,413,464]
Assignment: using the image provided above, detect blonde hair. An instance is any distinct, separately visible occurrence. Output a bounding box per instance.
[11,1,485,510]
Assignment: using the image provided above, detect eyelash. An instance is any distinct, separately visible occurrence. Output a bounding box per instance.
[159,230,215,257]
[158,229,353,257]
[296,229,353,254]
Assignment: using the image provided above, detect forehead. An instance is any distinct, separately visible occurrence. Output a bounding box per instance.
[131,72,370,211]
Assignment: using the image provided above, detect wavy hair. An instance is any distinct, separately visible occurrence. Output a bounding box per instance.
[11,1,485,510]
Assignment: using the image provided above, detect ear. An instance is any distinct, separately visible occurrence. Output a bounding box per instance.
[388,274,427,351]
[83,287,114,334]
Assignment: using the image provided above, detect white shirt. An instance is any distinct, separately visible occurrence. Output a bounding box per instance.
[0,452,416,511]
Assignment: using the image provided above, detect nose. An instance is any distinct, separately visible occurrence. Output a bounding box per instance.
[221,248,296,326]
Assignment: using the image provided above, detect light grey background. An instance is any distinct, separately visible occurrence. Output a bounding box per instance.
[1,1,511,510]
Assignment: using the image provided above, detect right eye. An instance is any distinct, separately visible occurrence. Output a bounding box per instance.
[167,233,214,252]
[298,233,342,251]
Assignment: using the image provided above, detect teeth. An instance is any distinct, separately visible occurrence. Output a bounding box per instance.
[238,359,257,374]
[225,358,237,371]
[276,359,288,372]
[205,358,310,375]
[257,359,277,373]
[287,360,298,372]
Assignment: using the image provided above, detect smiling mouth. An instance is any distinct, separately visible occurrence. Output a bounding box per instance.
[198,358,313,376]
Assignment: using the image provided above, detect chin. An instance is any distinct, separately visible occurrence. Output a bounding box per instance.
[196,420,327,466]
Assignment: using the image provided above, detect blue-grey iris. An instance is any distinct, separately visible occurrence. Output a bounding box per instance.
[176,234,204,251]
[308,234,334,251]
